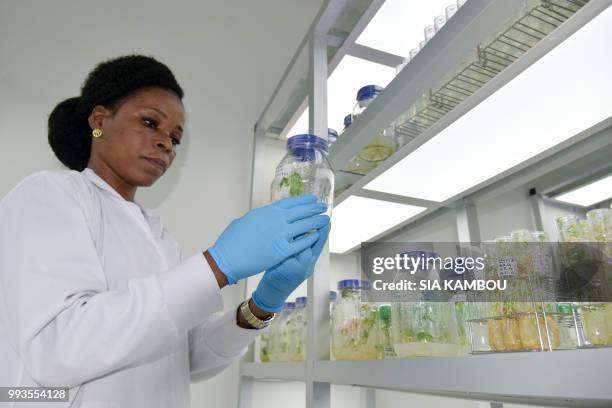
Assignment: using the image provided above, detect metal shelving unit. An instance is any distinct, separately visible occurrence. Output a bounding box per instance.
[241,1,612,407]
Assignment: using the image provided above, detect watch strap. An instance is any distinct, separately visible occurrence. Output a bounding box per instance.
[239,300,275,329]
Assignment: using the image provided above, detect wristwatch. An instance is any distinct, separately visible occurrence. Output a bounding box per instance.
[239,300,275,329]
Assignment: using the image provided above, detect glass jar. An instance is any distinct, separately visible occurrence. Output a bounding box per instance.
[270,134,334,213]
[445,4,458,20]
[433,15,446,32]
[579,303,609,346]
[378,304,396,358]
[587,208,612,243]
[341,114,352,135]
[329,290,337,317]
[352,85,397,163]
[327,128,338,146]
[331,280,380,360]
[556,215,585,242]
[268,302,296,362]
[424,25,436,43]
[293,297,308,361]
[391,302,462,357]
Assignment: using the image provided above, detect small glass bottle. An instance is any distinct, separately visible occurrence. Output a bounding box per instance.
[434,15,446,32]
[424,25,436,43]
[409,48,419,61]
[445,4,458,20]
[270,134,334,213]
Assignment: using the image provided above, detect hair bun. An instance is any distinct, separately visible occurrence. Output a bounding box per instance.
[48,96,91,171]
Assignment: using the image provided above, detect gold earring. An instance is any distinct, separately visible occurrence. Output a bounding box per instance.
[92,128,103,138]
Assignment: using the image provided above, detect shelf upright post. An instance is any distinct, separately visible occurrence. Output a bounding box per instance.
[456,202,481,243]
[305,25,331,408]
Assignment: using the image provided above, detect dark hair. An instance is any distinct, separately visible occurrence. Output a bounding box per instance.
[48,55,184,171]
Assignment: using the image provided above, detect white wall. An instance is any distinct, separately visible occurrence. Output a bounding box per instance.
[0,1,323,407]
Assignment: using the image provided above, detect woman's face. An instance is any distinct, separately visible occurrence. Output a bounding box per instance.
[88,86,186,188]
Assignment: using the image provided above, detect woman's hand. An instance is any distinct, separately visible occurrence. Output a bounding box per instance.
[207,195,329,285]
[251,224,330,313]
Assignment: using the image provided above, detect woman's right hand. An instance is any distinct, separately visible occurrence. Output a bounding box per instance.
[207,195,329,285]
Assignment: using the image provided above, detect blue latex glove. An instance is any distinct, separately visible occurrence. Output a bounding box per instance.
[252,223,330,313]
[208,195,329,285]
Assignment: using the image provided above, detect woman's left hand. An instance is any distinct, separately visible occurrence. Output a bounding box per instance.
[251,224,330,313]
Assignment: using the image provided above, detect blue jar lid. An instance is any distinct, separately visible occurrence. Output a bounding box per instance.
[296,296,307,305]
[287,134,328,154]
[337,279,360,289]
[357,85,383,102]
[328,128,338,140]
[360,280,371,290]
[329,290,337,301]
[284,302,296,309]
[343,114,353,128]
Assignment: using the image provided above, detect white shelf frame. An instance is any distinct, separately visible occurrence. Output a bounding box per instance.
[241,1,612,408]
[242,348,612,408]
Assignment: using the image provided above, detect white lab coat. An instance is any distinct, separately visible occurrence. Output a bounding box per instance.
[0,168,261,407]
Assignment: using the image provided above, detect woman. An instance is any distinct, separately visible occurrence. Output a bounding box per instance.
[0,55,330,407]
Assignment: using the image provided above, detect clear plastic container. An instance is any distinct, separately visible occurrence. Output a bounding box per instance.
[331,280,380,360]
[352,85,397,163]
[270,134,334,213]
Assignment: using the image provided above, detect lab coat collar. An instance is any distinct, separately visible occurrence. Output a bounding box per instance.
[81,168,164,239]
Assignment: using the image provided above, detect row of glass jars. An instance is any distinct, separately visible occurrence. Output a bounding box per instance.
[260,279,470,362]
[554,207,612,348]
[260,291,337,362]
[260,207,610,362]
[465,210,612,353]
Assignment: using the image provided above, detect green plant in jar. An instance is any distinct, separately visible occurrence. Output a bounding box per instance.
[331,280,380,360]
[270,134,334,211]
[391,301,461,357]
